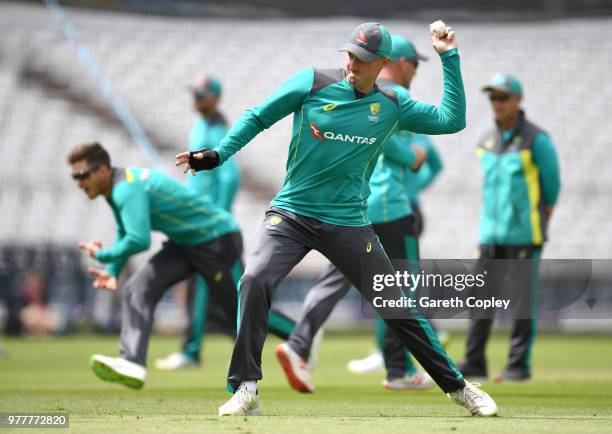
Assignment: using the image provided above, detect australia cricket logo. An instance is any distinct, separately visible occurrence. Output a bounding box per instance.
[368,103,380,122]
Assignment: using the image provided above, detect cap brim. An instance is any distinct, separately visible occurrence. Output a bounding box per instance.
[188,85,216,99]
[339,42,379,62]
[482,85,513,94]
[416,52,428,61]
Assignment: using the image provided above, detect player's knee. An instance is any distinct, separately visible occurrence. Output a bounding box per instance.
[238,272,269,298]
[122,274,155,304]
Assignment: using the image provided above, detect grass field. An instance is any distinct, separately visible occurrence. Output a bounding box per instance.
[1,332,611,433]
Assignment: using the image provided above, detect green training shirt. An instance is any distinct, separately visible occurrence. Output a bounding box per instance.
[477,112,560,245]
[95,167,239,277]
[214,48,465,226]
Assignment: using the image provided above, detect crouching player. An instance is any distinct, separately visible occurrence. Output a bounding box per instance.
[69,142,294,388]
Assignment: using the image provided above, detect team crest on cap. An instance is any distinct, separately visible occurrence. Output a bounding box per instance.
[358,30,368,44]
[368,103,380,122]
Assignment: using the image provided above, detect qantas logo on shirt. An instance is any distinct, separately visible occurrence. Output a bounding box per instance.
[310,122,324,140]
[309,122,377,144]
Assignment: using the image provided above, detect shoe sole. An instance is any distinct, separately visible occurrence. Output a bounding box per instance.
[450,397,498,417]
[219,407,261,416]
[472,408,498,417]
[90,356,144,389]
[275,346,313,393]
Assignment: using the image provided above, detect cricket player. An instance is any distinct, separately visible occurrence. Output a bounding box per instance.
[177,22,497,417]
[273,35,439,394]
[155,75,250,371]
[69,142,294,389]
[458,74,560,382]
[184,75,241,211]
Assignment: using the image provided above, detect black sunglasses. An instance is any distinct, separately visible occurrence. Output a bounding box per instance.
[71,165,100,181]
[489,94,510,102]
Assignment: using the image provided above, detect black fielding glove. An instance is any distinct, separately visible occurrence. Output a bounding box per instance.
[189,148,220,172]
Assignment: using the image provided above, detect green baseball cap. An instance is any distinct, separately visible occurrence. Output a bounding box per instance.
[339,22,392,62]
[390,35,428,63]
[190,74,222,99]
[482,73,522,95]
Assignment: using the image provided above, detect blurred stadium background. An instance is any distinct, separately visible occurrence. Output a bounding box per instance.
[1,0,611,338]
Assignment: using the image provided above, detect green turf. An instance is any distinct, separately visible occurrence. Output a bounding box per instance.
[0,332,611,433]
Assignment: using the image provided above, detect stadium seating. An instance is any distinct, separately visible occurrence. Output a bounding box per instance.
[1,2,611,268]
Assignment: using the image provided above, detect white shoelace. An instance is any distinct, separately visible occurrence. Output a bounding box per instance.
[462,383,486,407]
[229,386,255,408]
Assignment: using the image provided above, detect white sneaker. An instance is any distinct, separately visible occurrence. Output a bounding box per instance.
[89,354,147,389]
[154,352,199,370]
[383,372,435,390]
[275,342,315,393]
[347,350,384,374]
[447,381,498,417]
[308,329,324,371]
[218,384,261,416]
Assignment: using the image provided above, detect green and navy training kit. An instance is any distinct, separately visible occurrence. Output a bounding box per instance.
[187,113,241,211]
[462,108,560,380]
[94,167,239,277]
[218,47,467,393]
[477,111,560,245]
[212,48,465,226]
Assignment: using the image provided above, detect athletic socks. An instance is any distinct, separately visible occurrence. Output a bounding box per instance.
[241,381,257,393]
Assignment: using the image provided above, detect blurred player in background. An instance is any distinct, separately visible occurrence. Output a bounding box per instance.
[178,22,498,417]
[274,35,440,394]
[69,143,294,389]
[346,36,447,377]
[155,74,246,371]
[458,74,560,382]
[185,75,241,210]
